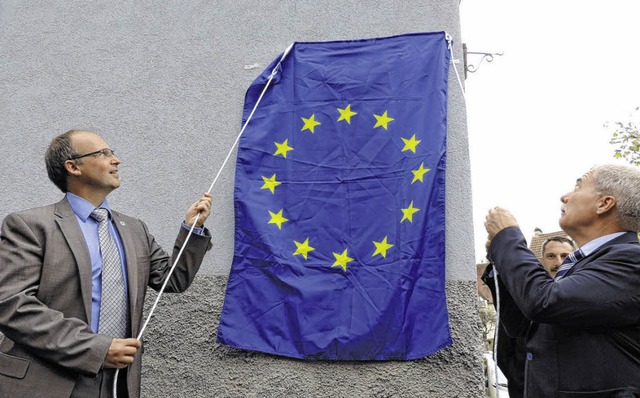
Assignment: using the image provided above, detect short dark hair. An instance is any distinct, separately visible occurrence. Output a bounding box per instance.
[45,130,81,193]
[542,236,576,255]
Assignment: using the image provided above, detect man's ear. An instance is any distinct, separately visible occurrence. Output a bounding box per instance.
[64,160,82,176]
[595,195,616,215]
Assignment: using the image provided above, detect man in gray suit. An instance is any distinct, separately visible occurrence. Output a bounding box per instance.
[0,130,213,397]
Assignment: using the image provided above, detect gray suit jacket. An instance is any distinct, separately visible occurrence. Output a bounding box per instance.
[0,198,211,397]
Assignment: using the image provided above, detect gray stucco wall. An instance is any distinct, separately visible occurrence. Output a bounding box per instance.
[0,1,481,396]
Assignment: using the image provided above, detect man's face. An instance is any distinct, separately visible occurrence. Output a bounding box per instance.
[559,171,601,235]
[70,131,122,193]
[541,241,574,277]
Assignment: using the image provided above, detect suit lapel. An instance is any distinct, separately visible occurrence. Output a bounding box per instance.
[54,198,93,323]
[111,211,139,336]
[565,232,640,277]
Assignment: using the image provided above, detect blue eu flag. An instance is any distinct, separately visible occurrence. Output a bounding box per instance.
[217,32,452,360]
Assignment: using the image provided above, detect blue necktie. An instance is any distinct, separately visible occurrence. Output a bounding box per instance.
[91,208,128,338]
[555,249,585,279]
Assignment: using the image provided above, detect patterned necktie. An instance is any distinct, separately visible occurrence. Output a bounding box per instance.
[91,208,128,338]
[555,249,585,279]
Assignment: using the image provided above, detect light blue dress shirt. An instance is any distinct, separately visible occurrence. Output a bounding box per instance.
[579,231,626,257]
[67,193,206,334]
[66,193,129,334]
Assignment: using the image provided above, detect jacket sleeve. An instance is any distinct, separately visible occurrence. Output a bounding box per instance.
[145,221,212,293]
[0,212,111,376]
[488,227,640,328]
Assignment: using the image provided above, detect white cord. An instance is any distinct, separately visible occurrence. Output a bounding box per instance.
[113,42,295,398]
[446,33,466,98]
[448,34,499,392]
[492,265,503,398]
[205,43,294,195]
[449,31,499,392]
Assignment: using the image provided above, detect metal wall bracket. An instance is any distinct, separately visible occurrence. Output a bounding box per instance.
[462,43,504,78]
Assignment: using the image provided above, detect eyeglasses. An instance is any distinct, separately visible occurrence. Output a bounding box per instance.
[69,148,116,161]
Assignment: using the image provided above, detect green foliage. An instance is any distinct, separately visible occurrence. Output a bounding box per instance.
[608,107,640,166]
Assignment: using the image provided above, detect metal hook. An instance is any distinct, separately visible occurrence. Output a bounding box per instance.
[465,51,504,74]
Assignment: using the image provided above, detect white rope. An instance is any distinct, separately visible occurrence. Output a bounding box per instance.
[205,43,294,195]
[449,30,500,393]
[447,35,499,391]
[492,265,504,398]
[446,33,466,98]
[113,42,295,398]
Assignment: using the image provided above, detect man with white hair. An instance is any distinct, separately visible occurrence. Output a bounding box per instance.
[484,164,640,397]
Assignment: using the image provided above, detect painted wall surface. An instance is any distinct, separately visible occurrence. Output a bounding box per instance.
[0,1,482,396]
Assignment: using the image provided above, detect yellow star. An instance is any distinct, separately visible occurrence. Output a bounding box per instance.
[337,104,358,124]
[268,209,288,230]
[401,134,422,153]
[401,201,420,223]
[373,111,394,130]
[411,163,431,184]
[372,236,394,258]
[293,238,315,260]
[261,174,282,194]
[274,139,293,158]
[332,249,354,272]
[301,114,321,133]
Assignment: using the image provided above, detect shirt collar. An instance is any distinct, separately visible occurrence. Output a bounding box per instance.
[580,231,626,256]
[66,192,112,222]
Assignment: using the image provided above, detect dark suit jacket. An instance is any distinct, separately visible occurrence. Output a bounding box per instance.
[488,227,640,397]
[0,198,211,397]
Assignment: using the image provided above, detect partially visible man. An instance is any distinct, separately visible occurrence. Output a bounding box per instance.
[0,130,212,397]
[482,236,576,397]
[484,164,640,397]
[539,236,576,277]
